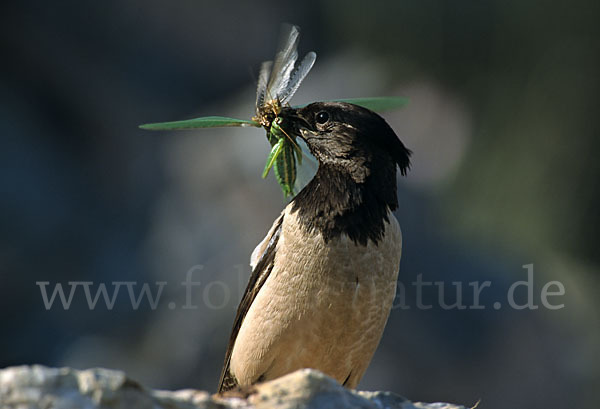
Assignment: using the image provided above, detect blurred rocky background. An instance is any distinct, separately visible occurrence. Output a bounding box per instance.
[1,1,598,409]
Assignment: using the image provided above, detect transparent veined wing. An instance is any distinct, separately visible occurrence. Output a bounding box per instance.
[278,51,317,105]
[256,61,273,115]
[265,24,300,101]
[139,116,260,130]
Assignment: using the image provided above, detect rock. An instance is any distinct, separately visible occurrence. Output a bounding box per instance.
[0,365,467,409]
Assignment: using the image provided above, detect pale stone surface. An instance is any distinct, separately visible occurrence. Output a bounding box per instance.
[0,365,467,409]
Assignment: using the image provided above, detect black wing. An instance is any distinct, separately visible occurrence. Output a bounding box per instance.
[217,214,284,392]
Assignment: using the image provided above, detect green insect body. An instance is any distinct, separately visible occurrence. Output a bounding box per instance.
[262,117,303,197]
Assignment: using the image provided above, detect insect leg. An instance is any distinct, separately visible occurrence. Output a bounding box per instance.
[262,137,284,179]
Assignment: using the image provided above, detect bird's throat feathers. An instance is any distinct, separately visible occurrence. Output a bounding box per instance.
[290,160,399,246]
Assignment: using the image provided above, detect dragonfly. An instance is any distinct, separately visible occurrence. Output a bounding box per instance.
[140,25,408,197]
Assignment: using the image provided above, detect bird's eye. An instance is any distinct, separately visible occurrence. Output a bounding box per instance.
[315,111,329,124]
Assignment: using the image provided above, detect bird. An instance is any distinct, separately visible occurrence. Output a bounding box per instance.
[217,100,411,392]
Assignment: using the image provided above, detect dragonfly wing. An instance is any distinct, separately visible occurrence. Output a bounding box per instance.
[279,51,316,105]
[266,24,300,99]
[256,61,273,116]
[139,116,260,130]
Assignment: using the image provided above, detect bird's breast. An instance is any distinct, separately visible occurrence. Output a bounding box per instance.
[230,205,402,388]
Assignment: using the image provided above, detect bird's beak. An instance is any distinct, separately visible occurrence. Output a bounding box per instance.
[280,108,313,141]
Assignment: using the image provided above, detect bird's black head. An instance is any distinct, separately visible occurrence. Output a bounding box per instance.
[283,101,411,181]
[282,101,411,246]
